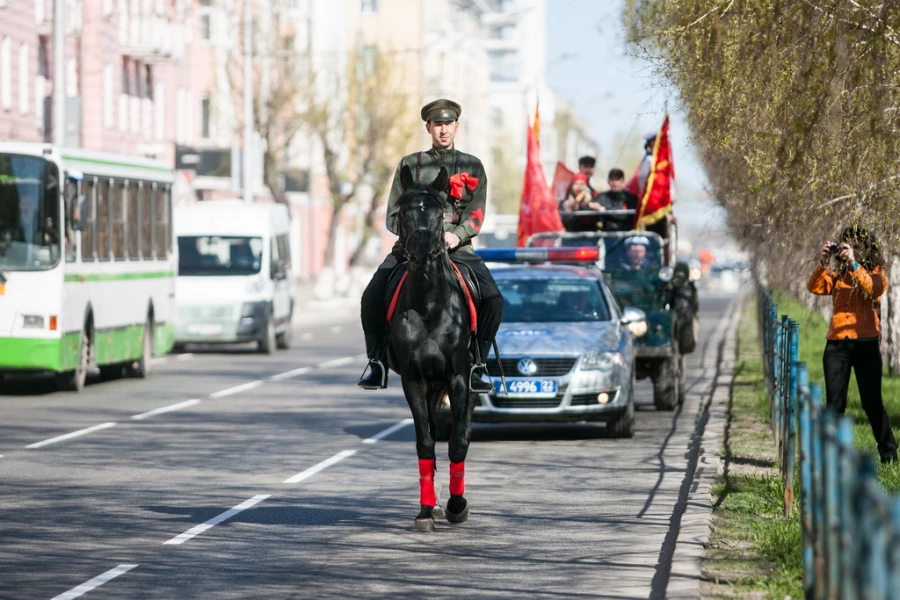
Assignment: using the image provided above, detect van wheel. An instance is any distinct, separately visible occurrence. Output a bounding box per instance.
[276,315,292,350]
[259,312,276,355]
[129,316,153,378]
[58,329,90,392]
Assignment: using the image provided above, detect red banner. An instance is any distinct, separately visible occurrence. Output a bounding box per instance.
[636,115,675,229]
[516,120,563,247]
[550,162,575,204]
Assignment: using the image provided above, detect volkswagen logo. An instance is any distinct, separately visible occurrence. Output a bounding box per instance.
[517,358,538,376]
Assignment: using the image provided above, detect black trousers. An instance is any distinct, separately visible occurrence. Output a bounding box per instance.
[360,249,504,343]
[823,339,898,458]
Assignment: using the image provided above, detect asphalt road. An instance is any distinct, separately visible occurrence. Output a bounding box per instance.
[0,291,738,600]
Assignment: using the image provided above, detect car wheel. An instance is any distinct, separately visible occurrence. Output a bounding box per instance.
[608,393,635,439]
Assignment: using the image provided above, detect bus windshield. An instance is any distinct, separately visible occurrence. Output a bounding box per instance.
[0,153,61,270]
[178,235,263,276]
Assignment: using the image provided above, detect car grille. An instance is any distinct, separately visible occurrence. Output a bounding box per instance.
[486,358,577,377]
[492,395,563,409]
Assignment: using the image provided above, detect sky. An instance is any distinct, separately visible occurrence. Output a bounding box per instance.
[545,0,729,245]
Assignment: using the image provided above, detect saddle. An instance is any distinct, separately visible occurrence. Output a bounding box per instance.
[385,258,481,332]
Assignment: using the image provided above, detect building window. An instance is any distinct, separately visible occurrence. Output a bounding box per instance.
[103,64,113,127]
[199,0,212,41]
[0,37,10,110]
[200,94,211,139]
[155,82,164,140]
[121,57,130,95]
[66,57,77,97]
[103,0,113,16]
[360,0,377,12]
[35,0,45,24]
[143,64,152,100]
[18,43,28,114]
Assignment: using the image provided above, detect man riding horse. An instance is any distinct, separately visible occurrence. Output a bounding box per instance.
[358,98,503,394]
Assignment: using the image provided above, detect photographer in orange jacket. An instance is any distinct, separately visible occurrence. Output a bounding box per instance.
[808,225,898,463]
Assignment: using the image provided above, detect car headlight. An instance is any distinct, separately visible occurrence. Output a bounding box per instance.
[658,266,674,282]
[246,278,266,294]
[627,320,648,337]
[581,352,620,371]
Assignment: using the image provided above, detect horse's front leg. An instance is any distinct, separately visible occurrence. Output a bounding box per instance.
[446,372,473,524]
[402,377,437,533]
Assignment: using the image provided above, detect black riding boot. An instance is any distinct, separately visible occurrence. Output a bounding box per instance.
[358,335,388,389]
[469,337,494,393]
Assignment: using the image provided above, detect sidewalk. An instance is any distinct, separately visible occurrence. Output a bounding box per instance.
[291,273,363,327]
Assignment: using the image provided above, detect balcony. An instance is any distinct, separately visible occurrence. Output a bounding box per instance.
[121,16,185,63]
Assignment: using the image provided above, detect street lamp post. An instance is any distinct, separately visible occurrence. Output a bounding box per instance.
[53,0,66,146]
[243,0,253,203]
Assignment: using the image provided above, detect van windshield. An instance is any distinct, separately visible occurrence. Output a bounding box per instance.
[178,235,263,276]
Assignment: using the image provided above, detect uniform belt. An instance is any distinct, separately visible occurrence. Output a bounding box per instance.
[443,212,460,224]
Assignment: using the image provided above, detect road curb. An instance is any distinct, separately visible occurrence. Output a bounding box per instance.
[665,295,742,598]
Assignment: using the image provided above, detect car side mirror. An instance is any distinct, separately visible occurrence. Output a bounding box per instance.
[620,306,648,338]
[270,258,287,280]
[72,194,87,231]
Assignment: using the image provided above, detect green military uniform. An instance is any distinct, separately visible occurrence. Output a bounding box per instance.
[385,148,488,253]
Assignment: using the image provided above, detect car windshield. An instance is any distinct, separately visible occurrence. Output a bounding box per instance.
[178,235,263,276]
[498,278,611,323]
[603,235,662,270]
[0,153,61,270]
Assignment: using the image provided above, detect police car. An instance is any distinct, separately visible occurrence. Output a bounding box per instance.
[473,247,647,438]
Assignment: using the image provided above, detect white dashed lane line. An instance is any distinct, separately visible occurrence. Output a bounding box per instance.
[131,399,202,421]
[284,450,357,484]
[50,564,138,600]
[176,353,195,361]
[163,495,271,546]
[268,366,311,382]
[300,333,314,341]
[26,423,117,449]
[209,380,264,399]
[363,419,413,444]
[317,357,354,369]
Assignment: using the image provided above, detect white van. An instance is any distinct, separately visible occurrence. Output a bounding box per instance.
[174,200,294,353]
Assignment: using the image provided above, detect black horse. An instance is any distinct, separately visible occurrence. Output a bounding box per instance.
[388,165,478,532]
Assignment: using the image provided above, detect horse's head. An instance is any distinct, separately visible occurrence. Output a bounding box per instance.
[397,165,449,273]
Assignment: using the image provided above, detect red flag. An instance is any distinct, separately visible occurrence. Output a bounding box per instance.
[550,162,575,203]
[516,120,563,247]
[636,115,675,229]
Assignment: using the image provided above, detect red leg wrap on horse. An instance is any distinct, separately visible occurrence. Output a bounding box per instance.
[418,459,436,507]
[449,461,465,496]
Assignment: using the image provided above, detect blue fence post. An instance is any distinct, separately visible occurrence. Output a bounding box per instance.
[785,320,800,517]
[810,381,827,596]
[822,409,841,598]
[798,363,814,597]
[837,417,858,600]
[855,457,882,599]
[888,498,900,598]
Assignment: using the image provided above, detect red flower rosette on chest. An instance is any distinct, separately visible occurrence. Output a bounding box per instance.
[448,172,479,201]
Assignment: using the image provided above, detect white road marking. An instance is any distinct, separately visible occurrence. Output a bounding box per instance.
[150,357,168,366]
[269,366,311,382]
[50,564,138,600]
[209,380,263,398]
[301,333,313,341]
[176,353,194,361]
[284,450,357,484]
[363,419,413,444]
[330,326,342,334]
[317,357,354,369]
[26,422,117,449]
[131,399,201,421]
[163,495,270,546]
[355,353,367,361]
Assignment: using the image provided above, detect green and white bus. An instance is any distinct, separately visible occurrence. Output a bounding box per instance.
[0,143,176,391]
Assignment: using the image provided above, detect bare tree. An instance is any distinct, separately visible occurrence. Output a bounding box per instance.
[304,48,417,270]
[227,2,306,205]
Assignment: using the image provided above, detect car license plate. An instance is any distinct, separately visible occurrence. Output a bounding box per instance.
[187,323,223,336]
[495,379,558,395]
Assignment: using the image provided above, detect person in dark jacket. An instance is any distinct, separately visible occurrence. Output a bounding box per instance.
[808,224,898,464]
[596,168,639,232]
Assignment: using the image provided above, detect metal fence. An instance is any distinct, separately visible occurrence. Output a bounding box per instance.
[757,287,900,599]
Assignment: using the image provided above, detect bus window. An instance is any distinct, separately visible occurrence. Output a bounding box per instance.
[96,179,111,260]
[127,181,139,260]
[65,178,77,263]
[141,183,153,258]
[112,180,126,260]
[81,177,95,261]
[155,184,169,258]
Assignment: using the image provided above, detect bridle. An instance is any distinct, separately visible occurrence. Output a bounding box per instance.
[399,191,446,264]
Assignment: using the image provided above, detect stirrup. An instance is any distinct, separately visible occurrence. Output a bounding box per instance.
[469,363,492,393]
[358,359,387,390]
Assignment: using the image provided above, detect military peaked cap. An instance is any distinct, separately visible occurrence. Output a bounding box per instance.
[421,99,461,122]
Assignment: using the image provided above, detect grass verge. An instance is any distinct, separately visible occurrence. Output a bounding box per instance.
[701,296,803,599]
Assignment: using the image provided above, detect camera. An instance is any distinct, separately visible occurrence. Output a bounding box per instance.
[828,242,841,255]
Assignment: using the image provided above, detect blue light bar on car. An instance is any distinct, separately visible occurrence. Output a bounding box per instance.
[476,247,600,263]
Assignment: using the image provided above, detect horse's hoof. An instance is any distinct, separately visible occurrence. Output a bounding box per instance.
[412,518,435,533]
[432,504,445,520]
[446,496,469,524]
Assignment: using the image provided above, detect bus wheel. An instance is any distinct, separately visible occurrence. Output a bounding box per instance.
[59,330,90,392]
[129,316,153,378]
